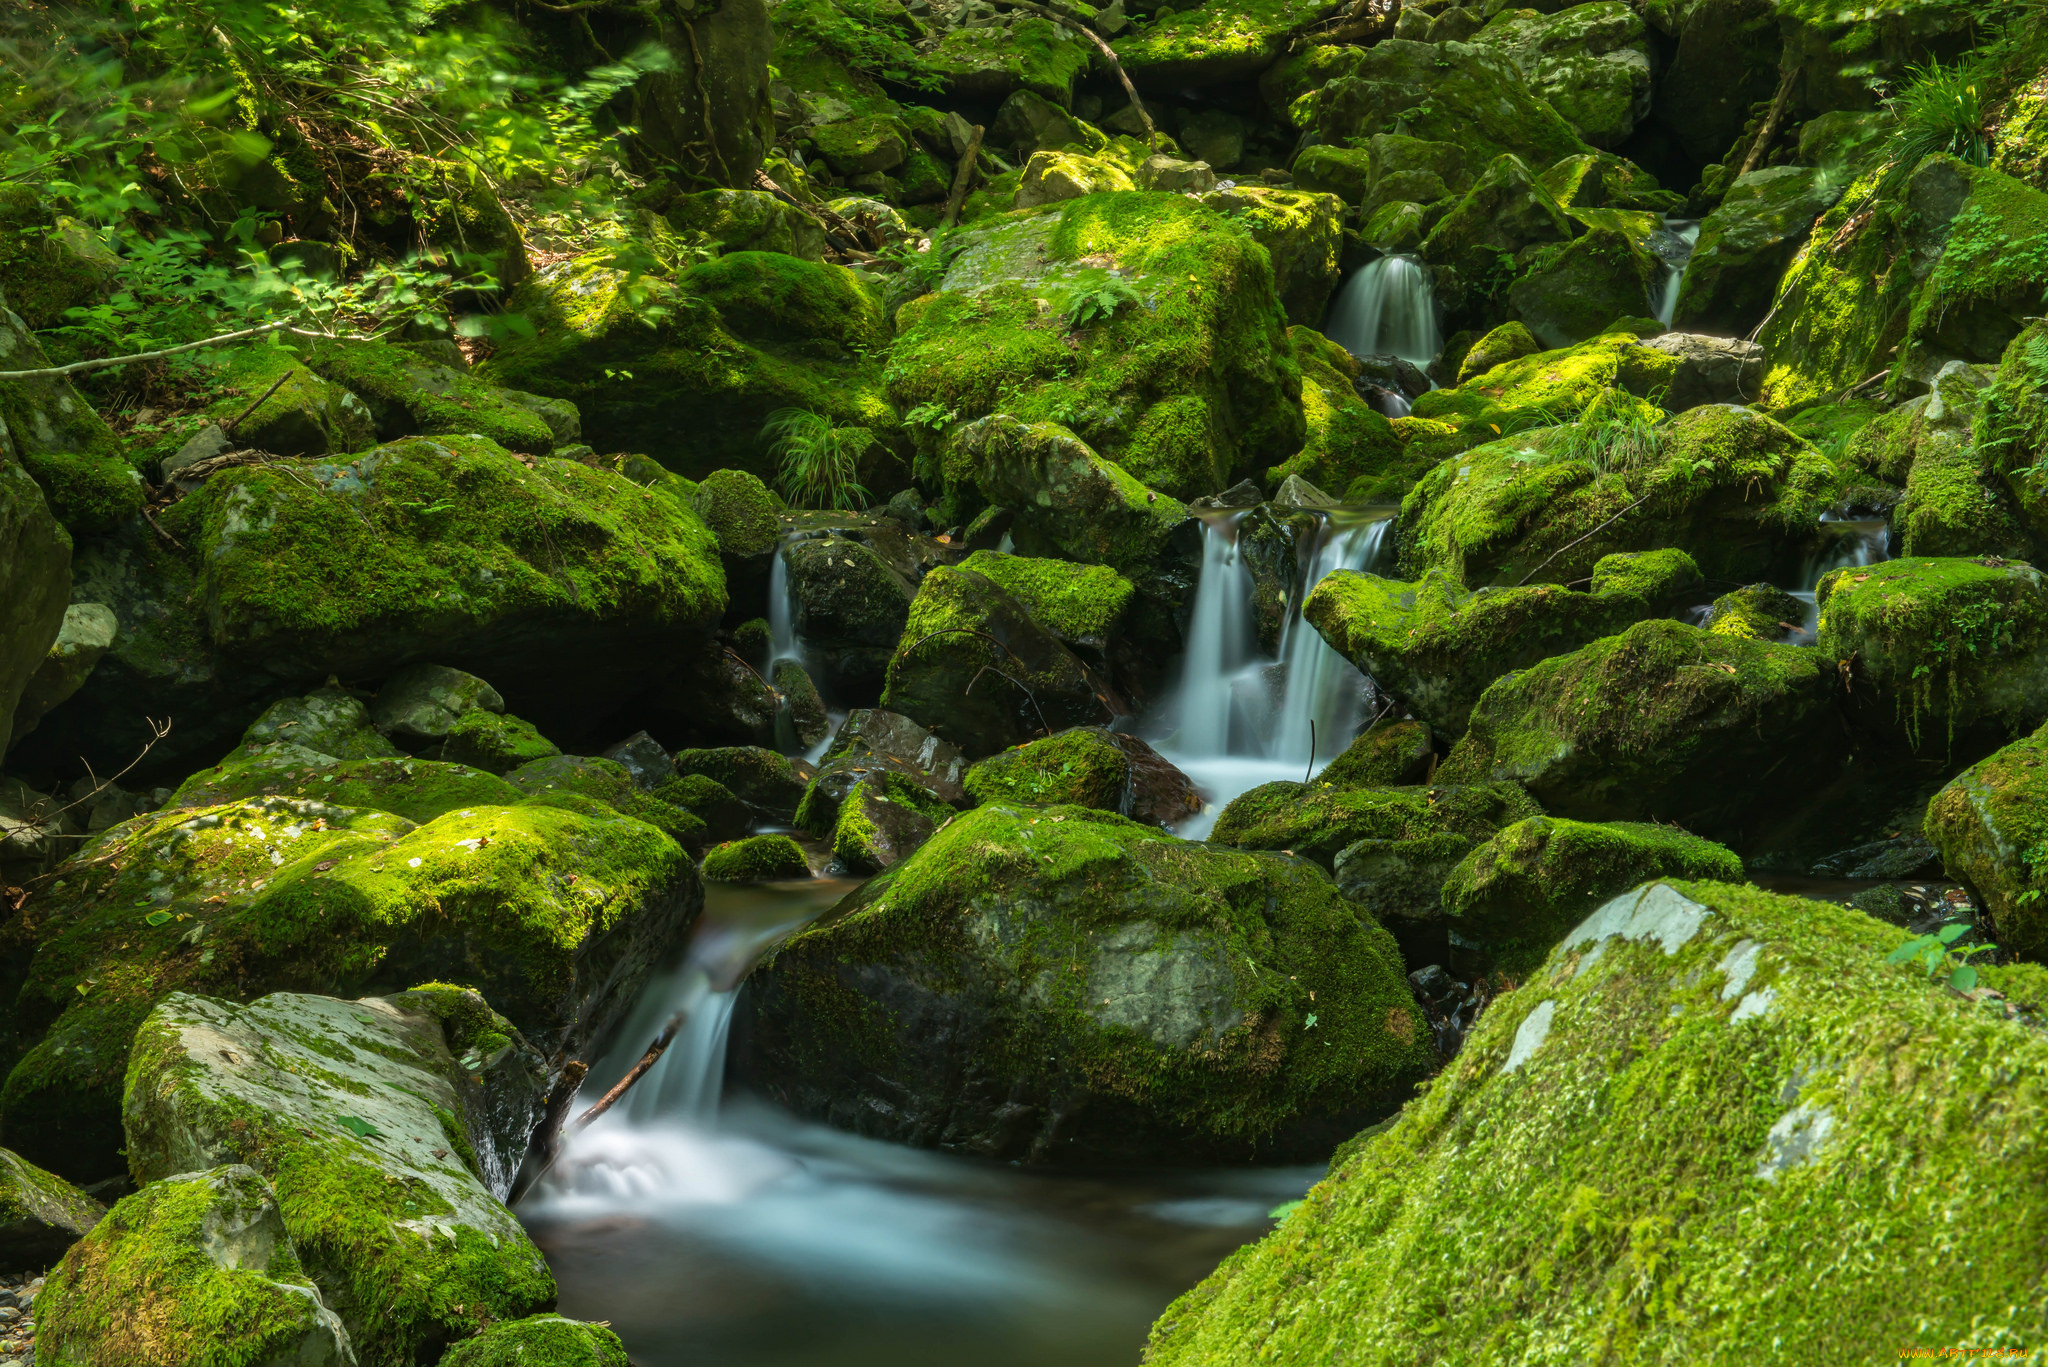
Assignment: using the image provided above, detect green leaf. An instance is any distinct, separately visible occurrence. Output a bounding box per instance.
[336,1115,386,1140]
[1267,1199,1304,1220]
[1950,964,1979,992]
[1937,923,1971,944]
[1885,938,1929,964]
[144,910,173,927]
[1304,1013,1319,1030]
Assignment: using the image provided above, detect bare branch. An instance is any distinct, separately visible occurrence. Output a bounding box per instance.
[986,0,1157,150]
[0,322,295,380]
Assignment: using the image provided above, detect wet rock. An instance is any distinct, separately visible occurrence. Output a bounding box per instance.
[673,746,809,821]
[882,565,1119,758]
[955,551,1133,661]
[1472,2,1652,149]
[440,1314,629,1367]
[702,833,810,881]
[1320,720,1435,788]
[645,644,779,750]
[0,1147,103,1274]
[1817,557,2048,757]
[1144,879,2048,1362]
[1437,618,1845,843]
[1810,835,1941,880]
[691,468,783,623]
[1843,366,2028,559]
[785,534,916,650]
[122,991,554,1361]
[1194,185,1345,327]
[1420,153,1576,314]
[601,730,673,790]
[1265,332,1411,503]
[1213,778,1540,870]
[1676,166,1845,336]
[774,659,831,750]
[1306,549,1703,735]
[739,803,1436,1164]
[962,726,1196,825]
[0,791,698,1181]
[831,771,953,872]
[36,1165,352,1367]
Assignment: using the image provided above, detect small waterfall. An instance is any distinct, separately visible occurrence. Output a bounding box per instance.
[767,538,803,668]
[1653,218,1702,328]
[1786,513,1895,639]
[1171,513,1265,757]
[1270,518,1393,764]
[1323,256,1441,370]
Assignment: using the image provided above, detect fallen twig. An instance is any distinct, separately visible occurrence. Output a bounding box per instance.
[571,1010,686,1131]
[0,321,296,380]
[1514,492,1654,587]
[940,124,986,230]
[1738,64,1800,178]
[224,371,293,438]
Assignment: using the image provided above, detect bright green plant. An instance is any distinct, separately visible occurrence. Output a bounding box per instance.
[1061,277,1143,332]
[761,408,875,512]
[1885,920,1992,993]
[1879,58,1993,196]
[903,400,959,431]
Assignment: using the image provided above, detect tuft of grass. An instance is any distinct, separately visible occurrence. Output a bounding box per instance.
[1878,58,1992,198]
[760,407,874,511]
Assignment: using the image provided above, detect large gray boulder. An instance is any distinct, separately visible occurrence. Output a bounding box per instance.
[0,1145,103,1273]
[1638,333,1767,408]
[123,990,556,1363]
[739,803,1436,1164]
[36,1165,353,1366]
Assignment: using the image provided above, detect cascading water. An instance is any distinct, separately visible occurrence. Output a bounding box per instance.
[767,537,803,669]
[1652,218,1702,328]
[1322,256,1442,371]
[1784,513,1895,639]
[1150,509,1397,836]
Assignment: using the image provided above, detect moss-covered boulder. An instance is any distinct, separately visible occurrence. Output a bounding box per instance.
[955,551,1133,659]
[740,803,1436,1163]
[1144,879,2048,1363]
[1471,2,1653,149]
[1113,0,1334,86]
[882,564,1118,757]
[486,249,894,482]
[1925,718,2048,959]
[830,771,953,873]
[1318,720,1435,788]
[702,833,809,881]
[1213,778,1541,869]
[0,1145,103,1273]
[1438,618,1844,841]
[1306,549,1702,734]
[1505,225,1661,351]
[1287,38,1588,172]
[503,754,705,847]
[159,434,726,700]
[785,532,916,653]
[1418,153,1576,314]
[1408,329,1680,436]
[0,792,698,1180]
[1675,165,1846,337]
[917,11,1091,104]
[793,707,968,834]
[306,339,561,455]
[1440,816,1744,970]
[0,447,70,759]
[439,1315,630,1367]
[0,188,116,331]
[890,192,1302,499]
[1847,364,2034,558]
[9,599,114,748]
[168,746,522,824]
[1817,556,2048,756]
[1266,329,1409,501]
[673,746,808,819]
[1193,185,1345,327]
[667,188,825,260]
[122,991,555,1363]
[436,709,561,774]
[0,289,142,533]
[1398,403,1841,588]
[1702,582,1809,642]
[372,663,503,748]
[36,1165,352,1367]
[961,726,1196,826]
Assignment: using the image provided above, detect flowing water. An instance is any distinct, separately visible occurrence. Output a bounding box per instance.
[520,881,1320,1367]
[1784,514,1895,640]
[767,538,804,670]
[1322,255,1442,371]
[1149,509,1397,837]
[1652,218,1702,328]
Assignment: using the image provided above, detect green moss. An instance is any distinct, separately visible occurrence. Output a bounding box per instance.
[1112,0,1325,83]
[437,710,562,774]
[156,434,725,672]
[1925,716,2048,958]
[1268,327,1410,498]
[0,794,690,1180]
[831,771,954,872]
[754,801,1437,1159]
[672,747,807,816]
[0,306,143,533]
[962,728,1130,810]
[886,192,1302,498]
[505,754,708,847]
[0,187,114,330]
[37,1166,346,1367]
[169,747,523,822]
[1145,878,2048,1363]
[1317,720,1434,788]
[1410,330,1678,434]
[1438,618,1839,839]
[1212,778,1541,868]
[702,833,810,881]
[1441,817,1744,972]
[308,339,556,454]
[1703,583,1808,641]
[1305,549,1701,734]
[1397,402,1841,587]
[1816,556,2048,753]
[955,550,1133,649]
[690,467,783,559]
[439,1315,630,1367]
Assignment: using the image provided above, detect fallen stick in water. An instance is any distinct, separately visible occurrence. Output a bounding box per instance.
[569,1008,688,1132]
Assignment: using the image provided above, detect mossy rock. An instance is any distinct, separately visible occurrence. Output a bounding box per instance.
[0,188,116,331]
[1212,778,1541,868]
[956,550,1134,655]
[243,682,402,759]
[1702,583,1809,643]
[1925,716,2048,960]
[667,188,826,260]
[1305,548,1702,734]
[882,564,1116,757]
[0,295,143,533]
[740,802,1437,1163]
[485,249,895,483]
[1397,402,1842,588]
[1409,329,1681,435]
[784,533,916,649]
[889,192,1303,500]
[154,434,726,692]
[1193,186,1346,327]
[773,657,830,751]
[1470,2,1652,149]
[504,754,707,848]
[1143,879,2048,1363]
[702,833,810,881]
[1841,366,2030,557]
[169,747,523,824]
[691,467,783,560]
[918,14,1092,104]
[0,794,698,1181]
[0,1144,104,1274]
[121,991,555,1363]
[437,710,561,774]
[1454,320,1540,385]
[1418,153,1575,315]
[1506,225,1660,351]
[962,727,1132,811]
[672,746,808,819]
[1266,328,1410,501]
[1817,556,2048,757]
[831,771,953,872]
[36,1164,351,1367]
[1438,618,1844,842]
[439,1315,630,1367]
[307,338,560,455]
[373,663,505,747]
[654,772,751,843]
[1676,165,1845,337]
[1112,0,1333,86]
[1318,720,1434,788]
[1440,816,1744,971]
[1975,322,2048,547]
